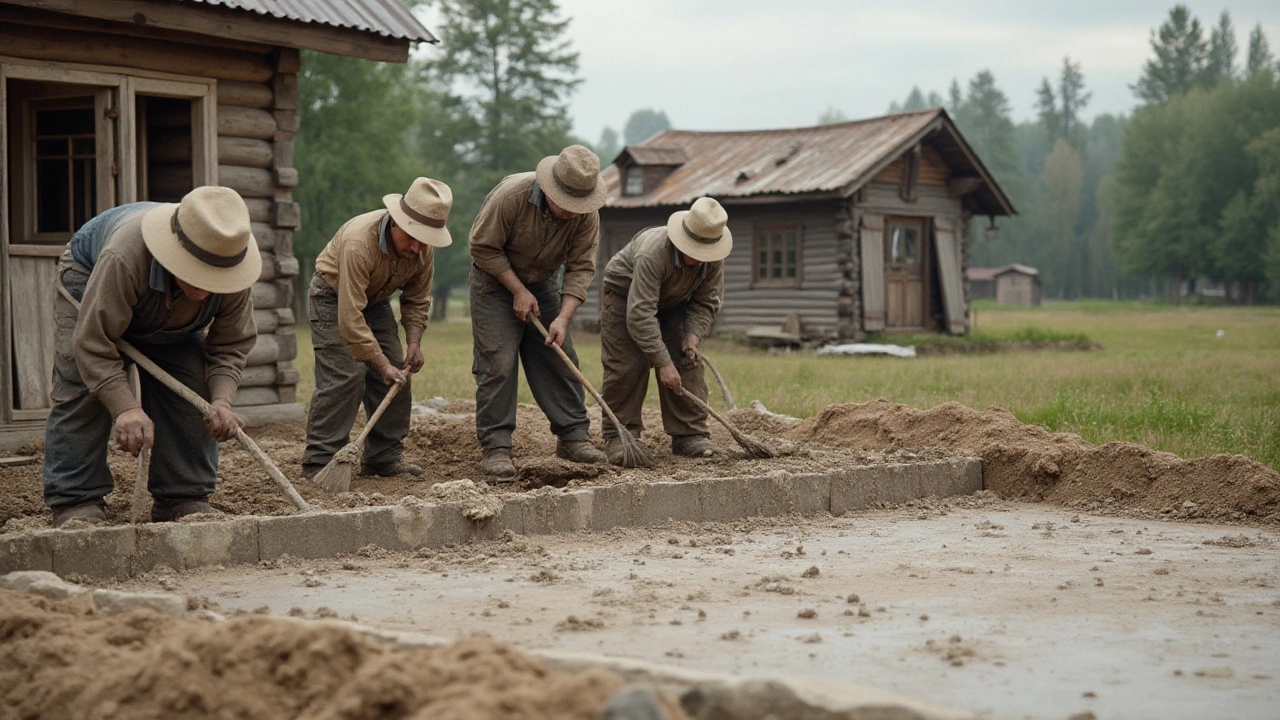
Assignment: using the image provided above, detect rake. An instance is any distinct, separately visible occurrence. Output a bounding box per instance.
[310,375,407,494]
[529,316,652,468]
[682,391,777,459]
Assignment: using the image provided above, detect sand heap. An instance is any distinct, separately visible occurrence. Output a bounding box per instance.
[2,399,1278,528]
[786,400,1280,521]
[0,588,688,720]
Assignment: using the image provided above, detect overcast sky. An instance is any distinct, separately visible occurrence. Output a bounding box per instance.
[521,0,1280,142]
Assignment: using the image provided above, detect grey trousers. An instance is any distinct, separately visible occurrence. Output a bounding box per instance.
[470,266,591,451]
[302,275,410,474]
[598,290,709,440]
[43,266,219,509]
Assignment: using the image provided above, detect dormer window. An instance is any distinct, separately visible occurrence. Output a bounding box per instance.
[624,165,644,195]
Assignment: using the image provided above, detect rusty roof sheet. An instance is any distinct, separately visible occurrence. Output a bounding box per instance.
[177,0,437,41]
[602,108,1014,216]
[622,146,688,166]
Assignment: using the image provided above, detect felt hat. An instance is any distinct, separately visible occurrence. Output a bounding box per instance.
[535,145,607,214]
[383,177,453,247]
[140,186,261,294]
[666,197,733,263]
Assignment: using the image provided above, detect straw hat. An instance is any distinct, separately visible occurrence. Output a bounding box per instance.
[383,177,453,247]
[140,186,260,294]
[535,145,607,214]
[666,197,733,263]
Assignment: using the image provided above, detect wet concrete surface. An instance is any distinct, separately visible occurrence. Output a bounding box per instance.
[121,500,1280,720]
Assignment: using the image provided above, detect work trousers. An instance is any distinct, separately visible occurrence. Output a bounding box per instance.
[302,275,409,474]
[469,266,591,451]
[43,265,218,509]
[598,290,709,440]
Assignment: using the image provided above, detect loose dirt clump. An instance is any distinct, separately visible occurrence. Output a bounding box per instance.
[788,400,1280,521]
[0,588,689,720]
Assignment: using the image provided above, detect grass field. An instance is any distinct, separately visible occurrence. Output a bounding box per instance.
[291,300,1280,471]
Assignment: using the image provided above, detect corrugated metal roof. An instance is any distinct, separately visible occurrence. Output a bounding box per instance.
[623,146,687,166]
[177,0,437,42]
[603,108,1014,216]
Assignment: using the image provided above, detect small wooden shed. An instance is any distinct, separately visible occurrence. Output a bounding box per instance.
[993,264,1040,306]
[966,266,999,300]
[0,0,435,449]
[580,109,1015,340]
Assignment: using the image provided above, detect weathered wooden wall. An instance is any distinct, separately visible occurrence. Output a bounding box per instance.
[0,10,301,431]
[584,200,845,338]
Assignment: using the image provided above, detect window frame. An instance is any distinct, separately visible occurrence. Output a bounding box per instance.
[751,222,803,288]
[623,164,644,196]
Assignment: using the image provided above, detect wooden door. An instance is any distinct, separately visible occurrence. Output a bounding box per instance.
[883,216,925,330]
[3,76,117,419]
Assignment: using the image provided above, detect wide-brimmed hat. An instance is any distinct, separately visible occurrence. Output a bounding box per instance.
[140,186,261,294]
[383,177,453,247]
[667,197,733,263]
[535,145,607,214]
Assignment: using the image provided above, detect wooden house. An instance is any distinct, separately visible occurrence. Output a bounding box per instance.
[581,109,1016,341]
[966,266,999,300]
[0,0,435,449]
[993,264,1040,306]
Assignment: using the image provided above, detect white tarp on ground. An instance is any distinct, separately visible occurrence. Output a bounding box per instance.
[816,343,917,358]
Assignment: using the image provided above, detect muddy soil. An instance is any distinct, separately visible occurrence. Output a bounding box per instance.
[2,399,1278,531]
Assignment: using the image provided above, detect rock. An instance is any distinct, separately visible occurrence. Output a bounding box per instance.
[601,686,665,720]
[0,571,88,600]
[92,588,187,616]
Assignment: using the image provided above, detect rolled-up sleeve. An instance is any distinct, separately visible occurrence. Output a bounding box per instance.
[203,289,257,403]
[73,251,144,418]
[561,213,600,301]
[625,252,672,367]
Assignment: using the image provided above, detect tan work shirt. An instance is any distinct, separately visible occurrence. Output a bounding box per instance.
[314,210,433,363]
[469,172,599,301]
[70,212,256,418]
[602,226,723,367]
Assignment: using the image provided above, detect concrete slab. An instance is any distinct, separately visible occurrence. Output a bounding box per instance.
[0,530,54,574]
[634,481,702,525]
[830,458,980,516]
[516,489,591,535]
[135,518,259,572]
[51,525,135,580]
[585,482,641,531]
[258,507,399,561]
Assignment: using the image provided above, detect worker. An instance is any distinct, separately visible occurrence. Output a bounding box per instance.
[468,145,609,481]
[44,186,259,526]
[301,178,453,481]
[598,197,732,462]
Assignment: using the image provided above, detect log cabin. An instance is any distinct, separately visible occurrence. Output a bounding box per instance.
[0,0,435,449]
[580,109,1016,342]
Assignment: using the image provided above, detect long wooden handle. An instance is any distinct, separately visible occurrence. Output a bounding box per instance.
[528,316,629,431]
[350,378,405,449]
[681,389,738,435]
[701,354,736,410]
[57,282,309,512]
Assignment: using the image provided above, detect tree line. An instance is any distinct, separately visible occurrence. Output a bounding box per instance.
[294,1,1280,314]
[863,5,1280,302]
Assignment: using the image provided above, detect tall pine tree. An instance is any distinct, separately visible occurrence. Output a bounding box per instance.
[1132,5,1209,104]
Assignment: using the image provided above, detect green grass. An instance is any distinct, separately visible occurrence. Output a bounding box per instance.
[291,300,1280,471]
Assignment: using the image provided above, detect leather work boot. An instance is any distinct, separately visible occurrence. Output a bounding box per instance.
[671,434,717,458]
[51,501,106,528]
[480,447,516,482]
[360,461,424,478]
[555,439,607,465]
[151,497,215,523]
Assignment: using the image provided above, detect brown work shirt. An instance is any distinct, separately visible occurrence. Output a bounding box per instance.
[69,211,256,419]
[314,210,433,363]
[469,172,599,301]
[602,226,723,367]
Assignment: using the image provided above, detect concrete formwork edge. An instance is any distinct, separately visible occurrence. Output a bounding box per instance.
[4,458,981,581]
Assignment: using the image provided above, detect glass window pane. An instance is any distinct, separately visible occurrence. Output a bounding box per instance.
[903,228,919,264]
[72,137,96,156]
[37,158,71,233]
[37,139,66,158]
[35,107,94,136]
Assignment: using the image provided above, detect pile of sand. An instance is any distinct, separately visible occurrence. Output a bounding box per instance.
[2,398,1278,529]
[0,588,688,720]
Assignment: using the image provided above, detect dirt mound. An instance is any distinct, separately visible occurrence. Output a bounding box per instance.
[0,588,688,720]
[789,400,1280,521]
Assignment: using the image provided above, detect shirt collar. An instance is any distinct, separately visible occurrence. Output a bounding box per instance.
[528,181,545,209]
[377,212,391,255]
[149,259,172,294]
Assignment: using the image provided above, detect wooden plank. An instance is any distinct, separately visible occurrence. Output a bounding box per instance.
[933,217,966,334]
[0,21,273,83]
[218,136,273,168]
[9,256,58,410]
[0,3,274,55]
[1,68,9,423]
[0,0,412,63]
[859,214,885,332]
[217,81,273,109]
[217,106,276,140]
[219,165,275,198]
